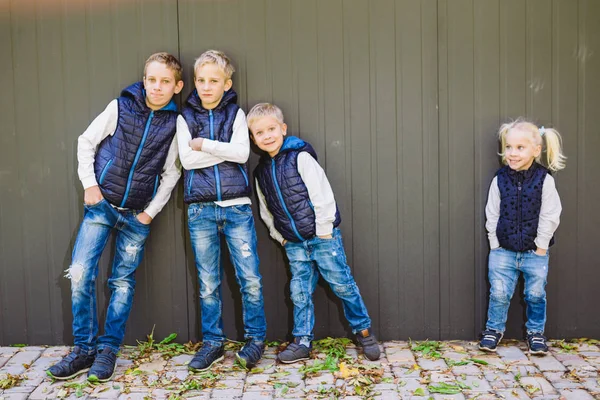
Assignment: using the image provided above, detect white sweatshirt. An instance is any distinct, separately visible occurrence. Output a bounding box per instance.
[176,109,251,207]
[485,174,562,250]
[256,152,338,244]
[77,100,181,219]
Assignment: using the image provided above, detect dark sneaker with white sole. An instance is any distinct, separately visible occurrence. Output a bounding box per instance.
[46,346,95,380]
[527,333,549,355]
[479,329,503,352]
[236,340,265,369]
[188,342,225,372]
[87,347,117,382]
[356,329,381,361]
[277,338,311,364]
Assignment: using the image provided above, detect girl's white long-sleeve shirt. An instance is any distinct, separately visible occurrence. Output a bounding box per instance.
[256,151,338,244]
[485,174,562,250]
[176,110,251,207]
[77,100,181,218]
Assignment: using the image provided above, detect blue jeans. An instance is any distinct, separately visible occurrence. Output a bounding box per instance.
[485,247,550,334]
[284,228,371,344]
[188,203,266,346]
[68,199,151,354]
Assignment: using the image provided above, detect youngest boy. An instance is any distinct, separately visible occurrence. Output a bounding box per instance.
[247,103,381,363]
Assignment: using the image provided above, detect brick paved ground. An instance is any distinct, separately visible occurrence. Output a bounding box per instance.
[0,339,598,399]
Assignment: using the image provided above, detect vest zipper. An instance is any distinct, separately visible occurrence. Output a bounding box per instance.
[98,159,113,185]
[121,110,154,207]
[238,165,249,187]
[517,175,523,250]
[152,174,159,198]
[210,110,222,201]
[271,159,304,241]
[188,170,195,195]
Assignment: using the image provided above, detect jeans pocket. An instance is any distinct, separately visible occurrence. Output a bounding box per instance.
[187,203,205,223]
[231,204,252,215]
[531,249,549,258]
[84,198,106,209]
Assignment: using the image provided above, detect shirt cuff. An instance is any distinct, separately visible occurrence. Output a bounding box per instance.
[143,205,159,219]
[316,222,334,237]
[534,237,551,250]
[81,176,98,190]
[488,236,500,250]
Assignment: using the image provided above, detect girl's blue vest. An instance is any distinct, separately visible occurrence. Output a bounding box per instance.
[496,162,554,252]
[181,89,251,203]
[94,82,178,210]
[254,136,341,242]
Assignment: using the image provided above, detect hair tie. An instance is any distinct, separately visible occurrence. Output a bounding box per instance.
[539,126,546,136]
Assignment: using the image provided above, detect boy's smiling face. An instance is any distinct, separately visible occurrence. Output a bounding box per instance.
[195,63,232,110]
[143,61,183,110]
[250,116,287,157]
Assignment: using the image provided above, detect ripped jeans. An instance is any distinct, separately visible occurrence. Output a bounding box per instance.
[188,203,266,346]
[485,247,550,334]
[68,199,150,354]
[284,228,371,345]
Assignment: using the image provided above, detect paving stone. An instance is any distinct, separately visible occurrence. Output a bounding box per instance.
[170,354,193,366]
[430,372,455,383]
[417,358,448,371]
[456,375,492,392]
[496,346,529,362]
[372,383,398,391]
[0,393,30,400]
[559,388,597,399]
[451,364,481,375]
[273,385,305,398]
[484,371,518,389]
[373,392,401,400]
[245,382,274,392]
[465,393,497,399]
[211,387,243,397]
[392,366,421,378]
[0,348,20,357]
[518,376,557,396]
[432,394,465,400]
[530,354,568,371]
[41,346,70,357]
[117,393,150,400]
[581,377,600,392]
[242,392,274,399]
[495,388,531,399]
[385,348,415,364]
[397,378,429,396]
[515,364,542,376]
[304,372,334,386]
[0,351,42,375]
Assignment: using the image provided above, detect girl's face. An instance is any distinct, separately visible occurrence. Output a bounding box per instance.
[504,128,541,171]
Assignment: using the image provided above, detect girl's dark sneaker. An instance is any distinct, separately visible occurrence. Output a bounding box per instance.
[526,333,548,355]
[87,347,117,382]
[188,343,225,372]
[356,329,381,361]
[277,339,311,364]
[46,346,95,380]
[236,340,265,369]
[479,329,503,352]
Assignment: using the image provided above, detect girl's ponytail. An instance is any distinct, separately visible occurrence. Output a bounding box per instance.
[540,127,567,172]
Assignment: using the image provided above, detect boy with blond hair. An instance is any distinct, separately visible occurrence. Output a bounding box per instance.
[248,103,381,363]
[47,53,184,382]
[177,50,266,371]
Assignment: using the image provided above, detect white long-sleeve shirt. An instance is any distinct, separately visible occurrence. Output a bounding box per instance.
[256,151,338,244]
[77,99,182,218]
[485,174,562,250]
[176,109,251,207]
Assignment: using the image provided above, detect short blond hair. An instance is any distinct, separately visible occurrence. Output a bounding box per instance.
[247,103,285,131]
[498,118,566,172]
[144,52,183,82]
[194,50,235,79]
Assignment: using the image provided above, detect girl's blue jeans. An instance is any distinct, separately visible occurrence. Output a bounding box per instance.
[485,247,550,334]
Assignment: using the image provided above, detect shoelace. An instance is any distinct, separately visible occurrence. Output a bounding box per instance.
[240,341,262,359]
[483,334,499,341]
[530,337,545,344]
[193,344,219,361]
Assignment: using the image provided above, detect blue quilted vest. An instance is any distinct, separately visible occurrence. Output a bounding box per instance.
[496,163,554,252]
[254,136,341,242]
[94,82,178,210]
[181,89,251,203]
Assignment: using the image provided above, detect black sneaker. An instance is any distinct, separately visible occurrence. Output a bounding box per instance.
[188,342,225,372]
[277,338,311,364]
[87,347,118,382]
[46,346,95,380]
[527,333,548,355]
[479,329,503,352]
[356,329,381,361]
[236,340,265,369]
